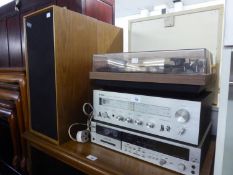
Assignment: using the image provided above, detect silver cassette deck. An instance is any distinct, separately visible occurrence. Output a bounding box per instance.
[91,121,211,175]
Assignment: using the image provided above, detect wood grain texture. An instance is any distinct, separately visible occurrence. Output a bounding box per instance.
[0,73,28,130]
[0,19,9,67]
[0,82,19,91]
[0,99,14,109]
[56,0,67,7]
[0,67,25,73]
[96,21,123,54]
[85,0,115,24]
[0,88,26,168]
[0,107,21,168]
[24,5,122,144]
[56,0,84,14]
[90,72,213,86]
[96,0,113,24]
[23,132,215,175]
[20,10,36,68]
[53,6,122,144]
[7,15,23,67]
[53,6,97,144]
[0,0,115,69]
[0,2,16,19]
[20,0,55,12]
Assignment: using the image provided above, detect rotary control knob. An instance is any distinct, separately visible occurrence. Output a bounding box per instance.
[175,109,190,123]
[102,112,109,118]
[177,163,186,171]
[178,128,186,135]
[159,159,167,166]
[116,115,125,121]
[146,122,155,128]
[103,129,111,135]
[125,118,133,123]
[112,130,118,138]
[135,120,143,126]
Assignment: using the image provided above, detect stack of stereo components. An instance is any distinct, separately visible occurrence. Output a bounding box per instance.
[90,49,213,175]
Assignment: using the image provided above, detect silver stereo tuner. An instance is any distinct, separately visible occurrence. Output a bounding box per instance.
[93,90,212,145]
[91,121,211,175]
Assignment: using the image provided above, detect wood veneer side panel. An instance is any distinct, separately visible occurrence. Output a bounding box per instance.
[89,72,211,86]
[24,13,33,142]
[53,7,98,144]
[96,21,123,54]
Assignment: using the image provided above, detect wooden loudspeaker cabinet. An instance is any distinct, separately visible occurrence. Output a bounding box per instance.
[24,5,123,144]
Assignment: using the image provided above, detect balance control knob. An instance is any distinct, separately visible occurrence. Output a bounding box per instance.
[160,125,165,131]
[102,112,109,118]
[103,128,111,135]
[125,118,133,123]
[177,163,186,171]
[166,126,171,132]
[146,122,155,128]
[116,115,124,121]
[135,120,143,126]
[178,128,186,135]
[112,130,118,138]
[159,159,167,166]
[175,109,190,123]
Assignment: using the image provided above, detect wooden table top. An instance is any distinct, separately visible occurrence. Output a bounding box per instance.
[23,132,215,175]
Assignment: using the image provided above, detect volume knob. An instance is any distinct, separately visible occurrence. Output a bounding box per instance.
[159,159,167,166]
[175,109,190,123]
[125,118,133,123]
[177,163,186,171]
[135,120,143,126]
[178,127,186,135]
[116,115,124,121]
[146,122,155,128]
[102,112,109,118]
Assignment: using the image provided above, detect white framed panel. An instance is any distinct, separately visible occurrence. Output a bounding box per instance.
[214,47,232,175]
[128,5,224,105]
[224,0,233,46]
[129,5,223,65]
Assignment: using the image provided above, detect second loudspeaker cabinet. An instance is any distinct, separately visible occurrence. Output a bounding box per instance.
[24,5,123,144]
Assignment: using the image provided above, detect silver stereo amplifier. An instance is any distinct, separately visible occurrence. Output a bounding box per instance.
[93,90,212,145]
[91,121,211,175]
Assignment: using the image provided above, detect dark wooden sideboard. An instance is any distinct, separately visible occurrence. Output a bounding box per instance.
[0,69,28,174]
[0,0,115,68]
